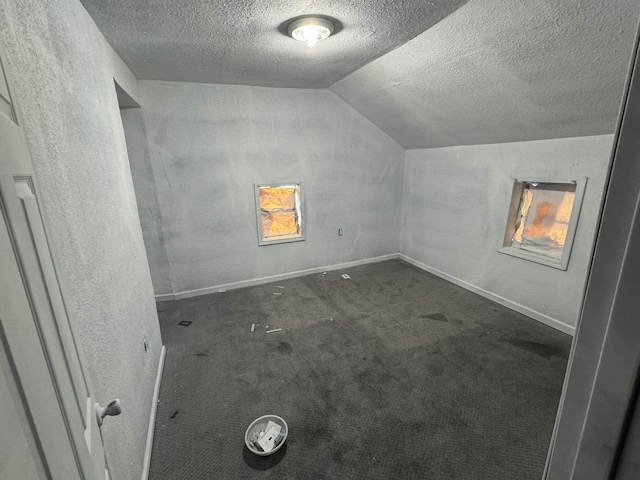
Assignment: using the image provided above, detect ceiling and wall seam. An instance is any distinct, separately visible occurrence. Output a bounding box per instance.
[325,88,405,151]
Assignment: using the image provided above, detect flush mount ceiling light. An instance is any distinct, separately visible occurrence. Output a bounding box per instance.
[287,17,335,48]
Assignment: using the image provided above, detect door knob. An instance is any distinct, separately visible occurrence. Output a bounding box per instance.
[95,399,122,426]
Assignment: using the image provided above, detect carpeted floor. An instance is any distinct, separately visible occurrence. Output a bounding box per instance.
[149,259,571,479]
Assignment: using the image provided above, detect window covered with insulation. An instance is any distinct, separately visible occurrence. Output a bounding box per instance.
[255,183,304,246]
[500,179,586,270]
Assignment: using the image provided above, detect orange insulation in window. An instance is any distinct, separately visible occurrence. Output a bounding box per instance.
[268,211,297,235]
[516,188,575,247]
[260,187,298,237]
[260,187,295,210]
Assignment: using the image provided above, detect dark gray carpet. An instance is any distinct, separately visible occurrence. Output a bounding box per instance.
[149,259,570,479]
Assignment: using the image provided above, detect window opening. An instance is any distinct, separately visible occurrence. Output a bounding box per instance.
[255,183,304,246]
[500,178,586,270]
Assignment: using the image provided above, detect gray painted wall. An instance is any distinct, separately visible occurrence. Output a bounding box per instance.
[130,80,405,295]
[0,1,161,479]
[121,108,173,294]
[128,78,614,331]
[401,135,614,329]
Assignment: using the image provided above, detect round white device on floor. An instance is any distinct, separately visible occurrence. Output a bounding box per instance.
[245,415,288,456]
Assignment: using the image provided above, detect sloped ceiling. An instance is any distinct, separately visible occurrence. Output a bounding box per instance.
[331,0,640,148]
[81,0,639,149]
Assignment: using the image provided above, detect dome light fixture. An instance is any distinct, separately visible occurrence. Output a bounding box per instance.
[287,17,335,48]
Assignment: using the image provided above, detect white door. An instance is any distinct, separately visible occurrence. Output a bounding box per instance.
[0,39,107,479]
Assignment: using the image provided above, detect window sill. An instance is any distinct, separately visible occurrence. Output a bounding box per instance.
[258,233,305,247]
[498,246,568,270]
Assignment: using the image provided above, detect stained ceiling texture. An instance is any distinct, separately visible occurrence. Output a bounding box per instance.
[82,0,639,149]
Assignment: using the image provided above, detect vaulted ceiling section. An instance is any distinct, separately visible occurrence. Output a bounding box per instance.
[81,0,639,148]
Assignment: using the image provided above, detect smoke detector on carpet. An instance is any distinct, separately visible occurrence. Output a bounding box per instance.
[287,17,335,48]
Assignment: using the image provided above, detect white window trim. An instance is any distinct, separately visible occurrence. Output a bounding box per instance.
[254,182,305,247]
[498,177,587,270]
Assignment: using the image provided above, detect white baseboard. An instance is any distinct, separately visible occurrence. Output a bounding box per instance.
[141,345,166,480]
[152,253,574,336]
[154,293,175,302]
[398,254,576,336]
[154,254,400,302]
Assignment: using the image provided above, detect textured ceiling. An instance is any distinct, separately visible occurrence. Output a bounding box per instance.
[331,0,639,148]
[80,0,468,89]
[81,0,639,149]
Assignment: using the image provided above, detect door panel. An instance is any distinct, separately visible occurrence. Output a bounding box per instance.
[0,36,106,479]
[15,177,87,419]
[0,204,81,479]
[0,355,44,480]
